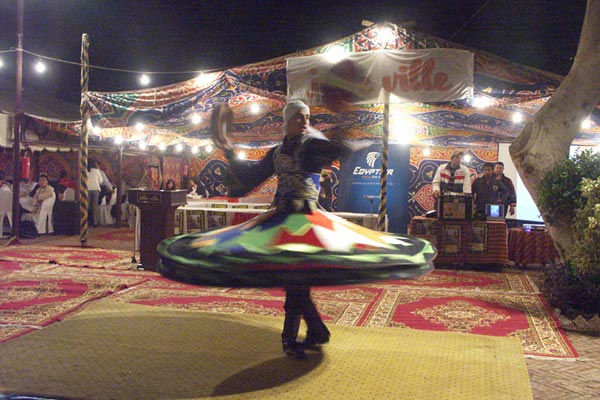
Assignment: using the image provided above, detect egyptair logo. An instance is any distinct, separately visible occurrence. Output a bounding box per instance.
[366,152,380,168]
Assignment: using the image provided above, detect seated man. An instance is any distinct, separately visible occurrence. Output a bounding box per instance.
[58,170,75,190]
[0,172,11,193]
[19,174,54,214]
[472,163,509,218]
[19,177,37,198]
[188,176,210,198]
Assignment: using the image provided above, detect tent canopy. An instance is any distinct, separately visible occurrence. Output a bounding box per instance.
[0,77,81,148]
[9,23,600,150]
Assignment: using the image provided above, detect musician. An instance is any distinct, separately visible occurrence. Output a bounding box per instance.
[494,162,517,216]
[432,150,472,198]
[472,162,509,217]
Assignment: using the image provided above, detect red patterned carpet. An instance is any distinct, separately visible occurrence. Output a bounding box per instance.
[94,227,136,243]
[0,261,150,343]
[0,249,578,359]
[0,245,134,269]
[111,270,577,359]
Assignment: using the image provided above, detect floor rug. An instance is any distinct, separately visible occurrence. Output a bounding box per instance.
[94,227,136,242]
[360,288,577,358]
[0,301,532,400]
[0,264,147,343]
[111,270,576,358]
[368,269,540,293]
[0,244,135,269]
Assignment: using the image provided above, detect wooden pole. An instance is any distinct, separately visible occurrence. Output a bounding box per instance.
[9,0,24,242]
[115,145,123,227]
[79,33,90,244]
[377,94,390,231]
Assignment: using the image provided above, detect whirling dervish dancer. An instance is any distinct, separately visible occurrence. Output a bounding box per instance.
[158,99,436,358]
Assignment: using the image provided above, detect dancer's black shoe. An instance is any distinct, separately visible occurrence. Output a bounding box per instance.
[302,329,330,349]
[282,338,306,358]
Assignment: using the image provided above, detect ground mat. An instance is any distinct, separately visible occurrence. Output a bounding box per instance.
[112,269,577,358]
[0,245,134,269]
[0,261,148,343]
[0,301,532,400]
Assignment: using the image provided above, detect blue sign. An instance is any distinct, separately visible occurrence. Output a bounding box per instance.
[337,143,410,233]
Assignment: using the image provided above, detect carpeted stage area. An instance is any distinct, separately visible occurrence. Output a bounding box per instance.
[0,301,532,400]
[0,240,580,398]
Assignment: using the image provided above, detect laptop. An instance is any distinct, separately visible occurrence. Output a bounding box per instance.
[486,204,505,220]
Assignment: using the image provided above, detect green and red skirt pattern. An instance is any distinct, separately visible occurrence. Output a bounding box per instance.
[158,209,436,287]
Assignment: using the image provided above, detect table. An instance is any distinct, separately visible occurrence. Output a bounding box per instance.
[508,227,559,266]
[408,216,509,265]
[176,202,271,234]
[176,204,383,234]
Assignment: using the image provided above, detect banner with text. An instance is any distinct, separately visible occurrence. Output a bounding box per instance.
[287,49,474,104]
[337,143,410,233]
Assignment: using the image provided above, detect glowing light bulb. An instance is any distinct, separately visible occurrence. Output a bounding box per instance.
[581,118,592,130]
[158,143,166,151]
[191,146,199,154]
[512,112,523,123]
[195,73,214,86]
[463,154,472,163]
[135,122,144,131]
[92,125,102,135]
[113,136,123,145]
[0,58,4,68]
[250,103,261,115]
[140,74,150,86]
[472,97,492,109]
[175,143,183,152]
[35,60,46,73]
[423,147,431,156]
[237,150,247,160]
[325,45,346,63]
[376,27,395,45]
[138,141,147,150]
[191,114,202,125]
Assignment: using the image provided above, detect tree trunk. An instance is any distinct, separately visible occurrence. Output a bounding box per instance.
[509,0,600,261]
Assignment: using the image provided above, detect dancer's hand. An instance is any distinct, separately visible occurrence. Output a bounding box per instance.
[211,103,234,152]
[320,59,375,113]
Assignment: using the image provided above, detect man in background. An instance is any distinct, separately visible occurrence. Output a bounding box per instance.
[20,174,54,214]
[432,150,472,199]
[472,163,509,218]
[19,177,37,198]
[494,162,516,216]
[0,172,11,192]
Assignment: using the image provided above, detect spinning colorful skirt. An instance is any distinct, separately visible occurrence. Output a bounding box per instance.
[157,208,436,288]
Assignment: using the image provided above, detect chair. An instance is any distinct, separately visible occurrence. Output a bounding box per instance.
[63,188,75,201]
[52,200,79,236]
[99,192,116,225]
[0,190,13,237]
[22,192,56,234]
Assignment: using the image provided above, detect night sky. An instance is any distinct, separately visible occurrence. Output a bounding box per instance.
[0,0,588,105]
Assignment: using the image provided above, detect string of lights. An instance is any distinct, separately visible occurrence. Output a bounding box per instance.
[0,27,595,152]
[0,47,243,76]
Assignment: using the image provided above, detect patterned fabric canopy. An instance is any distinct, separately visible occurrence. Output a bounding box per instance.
[87,23,600,149]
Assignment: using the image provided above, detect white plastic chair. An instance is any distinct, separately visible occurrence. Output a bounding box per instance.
[63,188,75,201]
[22,192,56,234]
[99,192,116,225]
[0,190,13,237]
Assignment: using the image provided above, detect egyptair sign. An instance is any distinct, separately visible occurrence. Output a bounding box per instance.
[286,49,474,104]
